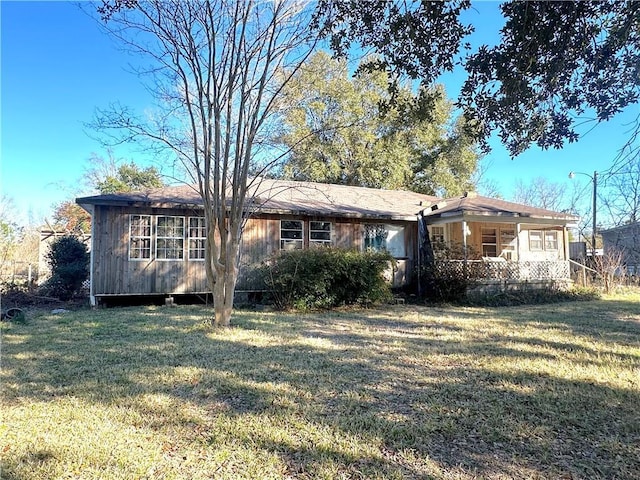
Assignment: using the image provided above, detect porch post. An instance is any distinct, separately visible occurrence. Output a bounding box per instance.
[462,220,468,278]
[563,226,569,260]
[516,223,521,260]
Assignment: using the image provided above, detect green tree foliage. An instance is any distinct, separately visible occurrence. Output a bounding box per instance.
[43,236,90,301]
[95,162,163,194]
[277,52,479,196]
[52,153,164,233]
[314,1,640,157]
[461,1,640,156]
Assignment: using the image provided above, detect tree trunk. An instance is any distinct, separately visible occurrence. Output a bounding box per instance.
[210,240,239,327]
[213,279,234,327]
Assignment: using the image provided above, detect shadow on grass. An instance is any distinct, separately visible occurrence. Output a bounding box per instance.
[2,300,639,479]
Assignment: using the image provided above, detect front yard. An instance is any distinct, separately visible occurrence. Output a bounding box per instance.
[1,293,639,479]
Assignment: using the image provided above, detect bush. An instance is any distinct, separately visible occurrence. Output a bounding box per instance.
[463,286,601,307]
[42,236,89,301]
[261,248,393,310]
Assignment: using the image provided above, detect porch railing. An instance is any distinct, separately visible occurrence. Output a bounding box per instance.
[431,259,570,281]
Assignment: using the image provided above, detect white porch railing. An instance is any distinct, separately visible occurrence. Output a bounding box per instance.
[432,260,570,281]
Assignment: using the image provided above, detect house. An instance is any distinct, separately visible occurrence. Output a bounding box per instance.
[418,192,579,293]
[600,222,640,275]
[76,180,578,306]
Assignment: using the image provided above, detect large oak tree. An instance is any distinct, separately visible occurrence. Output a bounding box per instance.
[315,1,640,157]
[276,52,479,196]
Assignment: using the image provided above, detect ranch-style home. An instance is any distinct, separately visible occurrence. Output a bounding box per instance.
[76,179,578,305]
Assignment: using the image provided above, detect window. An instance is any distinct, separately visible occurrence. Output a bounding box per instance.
[310,221,332,246]
[281,220,303,250]
[188,217,206,260]
[364,224,388,252]
[130,215,152,260]
[545,231,558,250]
[529,230,543,250]
[500,229,516,260]
[156,216,184,260]
[430,226,445,243]
[481,228,497,257]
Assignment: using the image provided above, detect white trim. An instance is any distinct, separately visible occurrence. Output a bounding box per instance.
[155,216,185,261]
[129,214,153,261]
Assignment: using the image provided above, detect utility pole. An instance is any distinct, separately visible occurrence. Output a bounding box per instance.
[569,170,598,259]
[592,171,597,258]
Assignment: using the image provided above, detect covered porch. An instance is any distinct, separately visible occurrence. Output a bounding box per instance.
[418,192,578,287]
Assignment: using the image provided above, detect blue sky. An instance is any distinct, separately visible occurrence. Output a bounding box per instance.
[2,1,638,225]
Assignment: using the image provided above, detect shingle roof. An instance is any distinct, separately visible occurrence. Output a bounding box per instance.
[420,192,579,223]
[76,178,440,221]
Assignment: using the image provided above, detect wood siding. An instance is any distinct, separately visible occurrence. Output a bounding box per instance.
[91,206,419,296]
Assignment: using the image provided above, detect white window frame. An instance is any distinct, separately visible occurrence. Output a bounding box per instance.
[309,221,332,247]
[545,230,559,250]
[129,214,152,260]
[156,216,185,260]
[430,225,446,243]
[280,220,303,250]
[188,217,206,260]
[529,230,543,251]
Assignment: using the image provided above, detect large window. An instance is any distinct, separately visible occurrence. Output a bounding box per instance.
[130,215,152,260]
[529,230,543,251]
[188,217,206,260]
[364,224,406,257]
[481,228,498,257]
[545,231,558,250]
[156,216,185,260]
[281,220,303,250]
[364,224,388,252]
[310,221,332,246]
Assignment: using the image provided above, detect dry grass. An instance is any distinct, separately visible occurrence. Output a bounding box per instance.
[1,291,639,479]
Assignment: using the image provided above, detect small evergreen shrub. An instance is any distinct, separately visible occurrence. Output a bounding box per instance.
[261,248,393,310]
[42,236,90,301]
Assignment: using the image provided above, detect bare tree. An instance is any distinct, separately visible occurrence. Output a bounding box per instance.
[601,156,640,226]
[94,0,318,326]
[512,177,567,211]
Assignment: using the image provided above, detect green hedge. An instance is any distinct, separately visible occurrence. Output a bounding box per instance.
[261,248,393,310]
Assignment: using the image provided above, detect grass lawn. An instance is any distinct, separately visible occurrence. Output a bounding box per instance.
[2,292,639,479]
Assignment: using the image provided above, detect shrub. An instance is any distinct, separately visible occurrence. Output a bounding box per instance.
[261,248,393,310]
[42,236,89,301]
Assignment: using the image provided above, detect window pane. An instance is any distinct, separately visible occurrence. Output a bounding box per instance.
[130,215,152,260]
[311,231,331,241]
[156,216,184,260]
[281,220,303,250]
[281,220,302,230]
[545,231,558,250]
[188,217,206,260]
[529,231,543,250]
[310,221,331,231]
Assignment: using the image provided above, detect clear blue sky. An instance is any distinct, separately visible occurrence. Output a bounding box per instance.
[2,1,638,225]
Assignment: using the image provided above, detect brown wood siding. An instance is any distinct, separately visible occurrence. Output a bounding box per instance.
[92,206,419,295]
[92,206,208,295]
